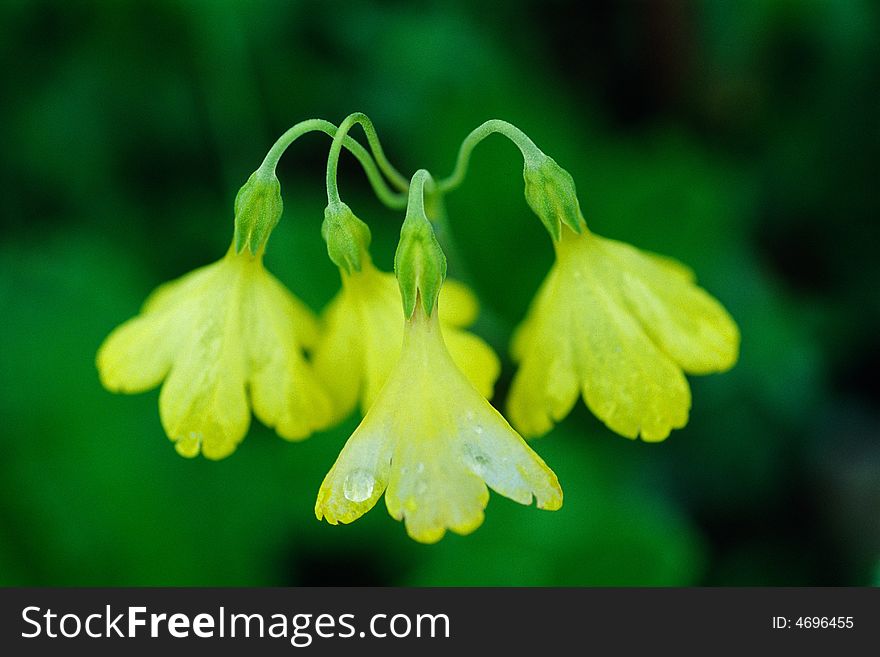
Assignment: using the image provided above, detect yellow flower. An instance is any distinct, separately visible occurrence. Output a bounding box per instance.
[315,299,562,543]
[96,246,333,459]
[508,226,739,442]
[312,253,500,423]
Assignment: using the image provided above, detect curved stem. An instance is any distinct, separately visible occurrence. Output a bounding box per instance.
[355,114,410,192]
[326,113,409,209]
[325,114,359,206]
[405,169,434,222]
[436,119,543,193]
[259,118,406,210]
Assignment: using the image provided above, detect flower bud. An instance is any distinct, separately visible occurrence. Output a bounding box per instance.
[523,153,585,241]
[233,169,283,254]
[322,202,372,274]
[394,215,447,318]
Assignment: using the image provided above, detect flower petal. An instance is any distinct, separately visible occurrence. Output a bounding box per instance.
[571,276,691,441]
[601,238,740,374]
[142,261,222,314]
[455,401,563,511]
[259,269,321,350]
[443,327,500,400]
[357,300,405,412]
[509,232,696,441]
[245,269,333,440]
[312,293,366,424]
[96,310,184,394]
[319,302,562,542]
[508,272,580,437]
[385,436,489,544]
[315,422,392,525]
[97,263,222,394]
[314,264,404,416]
[159,271,249,460]
[438,278,479,327]
[507,333,580,438]
[568,235,692,441]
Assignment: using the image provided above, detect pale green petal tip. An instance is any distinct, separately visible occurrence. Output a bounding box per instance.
[168,425,244,460]
[404,506,488,545]
[540,487,564,512]
[173,435,201,459]
[529,462,564,511]
[315,468,386,527]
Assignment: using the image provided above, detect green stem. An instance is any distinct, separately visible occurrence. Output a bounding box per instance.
[326,113,409,209]
[436,119,543,193]
[355,114,410,192]
[258,118,406,210]
[405,169,433,222]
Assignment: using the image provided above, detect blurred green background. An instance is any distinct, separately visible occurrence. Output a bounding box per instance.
[1,0,878,586]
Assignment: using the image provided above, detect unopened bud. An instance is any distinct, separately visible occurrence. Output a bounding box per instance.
[233,169,283,254]
[322,202,372,274]
[394,215,447,318]
[523,153,585,241]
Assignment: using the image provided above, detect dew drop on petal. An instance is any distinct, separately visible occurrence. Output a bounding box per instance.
[343,469,375,503]
[462,443,491,476]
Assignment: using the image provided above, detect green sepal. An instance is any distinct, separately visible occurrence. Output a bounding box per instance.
[233,169,283,254]
[522,153,586,241]
[394,215,447,318]
[322,202,372,274]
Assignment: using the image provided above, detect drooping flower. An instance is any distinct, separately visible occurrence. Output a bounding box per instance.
[508,225,739,442]
[315,299,562,543]
[96,246,333,459]
[312,252,500,423]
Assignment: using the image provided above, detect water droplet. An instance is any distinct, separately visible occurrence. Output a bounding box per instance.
[416,462,425,474]
[474,425,484,435]
[462,443,491,475]
[343,469,375,503]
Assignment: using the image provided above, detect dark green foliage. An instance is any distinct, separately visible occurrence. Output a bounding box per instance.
[0,0,877,586]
